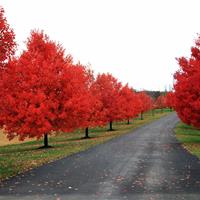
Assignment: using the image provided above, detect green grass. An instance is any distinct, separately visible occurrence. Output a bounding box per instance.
[175,122,200,158]
[0,109,171,180]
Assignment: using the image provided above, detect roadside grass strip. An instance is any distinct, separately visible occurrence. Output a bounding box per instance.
[175,122,200,158]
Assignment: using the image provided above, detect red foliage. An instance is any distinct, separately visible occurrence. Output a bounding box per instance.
[174,35,200,128]
[137,92,153,113]
[154,95,167,109]
[120,85,141,121]
[0,30,91,141]
[166,92,175,109]
[0,6,16,65]
[92,73,123,125]
[80,69,107,130]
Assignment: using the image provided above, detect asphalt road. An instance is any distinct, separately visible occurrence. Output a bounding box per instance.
[1,113,200,200]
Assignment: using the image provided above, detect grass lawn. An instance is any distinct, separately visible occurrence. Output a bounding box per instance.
[0,109,171,181]
[175,122,200,158]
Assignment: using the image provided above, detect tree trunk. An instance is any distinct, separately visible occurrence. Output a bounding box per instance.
[141,112,144,120]
[109,121,113,131]
[85,127,89,138]
[127,118,130,124]
[44,133,49,148]
[38,133,52,149]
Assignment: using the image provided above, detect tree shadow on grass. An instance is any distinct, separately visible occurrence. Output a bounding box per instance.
[0,146,41,155]
[37,145,53,149]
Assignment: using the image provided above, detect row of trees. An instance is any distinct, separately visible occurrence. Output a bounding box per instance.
[173,35,200,129]
[0,6,171,147]
[154,92,175,112]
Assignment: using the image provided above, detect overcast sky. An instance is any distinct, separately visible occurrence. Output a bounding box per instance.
[1,0,199,91]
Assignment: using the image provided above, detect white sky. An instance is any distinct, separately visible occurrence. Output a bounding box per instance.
[1,0,199,91]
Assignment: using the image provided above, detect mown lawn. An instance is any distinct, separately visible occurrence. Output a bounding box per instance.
[0,109,171,181]
[175,122,200,158]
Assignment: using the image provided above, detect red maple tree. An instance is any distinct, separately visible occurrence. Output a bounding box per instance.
[78,68,107,138]
[120,85,141,124]
[0,30,91,147]
[92,73,123,131]
[0,5,16,138]
[174,35,200,128]
[154,95,166,112]
[137,92,153,120]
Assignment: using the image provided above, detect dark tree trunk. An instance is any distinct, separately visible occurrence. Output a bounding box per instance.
[44,133,48,147]
[127,118,130,124]
[85,127,89,138]
[141,112,144,120]
[38,133,52,149]
[109,121,114,131]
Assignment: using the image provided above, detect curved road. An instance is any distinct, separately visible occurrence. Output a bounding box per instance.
[1,113,200,200]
